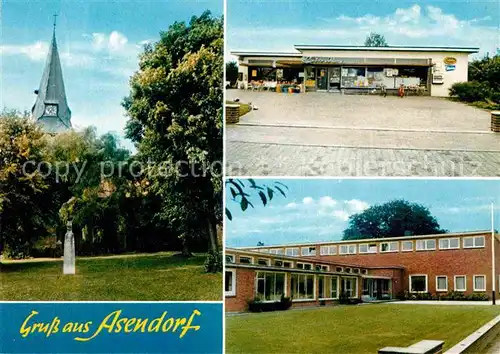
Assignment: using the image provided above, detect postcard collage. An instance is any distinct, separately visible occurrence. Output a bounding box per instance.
[1,0,499,353]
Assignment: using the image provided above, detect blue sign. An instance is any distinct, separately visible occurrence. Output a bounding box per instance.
[445,65,456,71]
[0,302,222,353]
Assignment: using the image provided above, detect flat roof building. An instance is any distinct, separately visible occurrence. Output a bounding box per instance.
[231,45,479,97]
[225,230,499,312]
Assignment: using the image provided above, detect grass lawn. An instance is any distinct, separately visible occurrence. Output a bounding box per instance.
[1,252,221,301]
[226,101,252,117]
[226,304,500,354]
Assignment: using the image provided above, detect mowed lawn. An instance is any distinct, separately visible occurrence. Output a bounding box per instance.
[1,252,221,301]
[226,304,500,354]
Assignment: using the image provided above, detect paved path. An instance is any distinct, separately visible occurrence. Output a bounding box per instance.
[227,90,492,132]
[226,90,500,176]
[226,141,500,177]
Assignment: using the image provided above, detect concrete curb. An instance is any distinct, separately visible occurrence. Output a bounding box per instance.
[444,314,500,354]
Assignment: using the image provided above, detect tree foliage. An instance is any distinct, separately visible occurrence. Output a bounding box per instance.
[225,179,288,221]
[123,10,223,256]
[342,200,446,240]
[364,33,388,47]
[225,61,239,84]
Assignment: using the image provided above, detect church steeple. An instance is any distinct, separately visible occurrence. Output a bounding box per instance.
[32,15,72,133]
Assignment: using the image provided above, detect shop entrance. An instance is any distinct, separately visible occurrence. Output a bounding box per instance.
[316,67,341,92]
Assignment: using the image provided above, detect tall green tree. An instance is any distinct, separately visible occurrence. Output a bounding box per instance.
[364,32,388,47]
[0,111,53,257]
[123,11,223,255]
[343,199,446,240]
[225,61,239,85]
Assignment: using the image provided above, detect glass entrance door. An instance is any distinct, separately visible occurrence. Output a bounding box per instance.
[316,68,328,90]
[328,67,341,91]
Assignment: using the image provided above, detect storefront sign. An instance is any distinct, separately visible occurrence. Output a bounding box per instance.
[251,70,257,77]
[445,65,456,71]
[443,57,457,65]
[302,56,344,64]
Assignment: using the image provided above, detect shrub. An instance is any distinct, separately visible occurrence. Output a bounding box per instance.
[203,250,222,273]
[277,295,293,310]
[449,81,492,102]
[32,236,62,258]
[247,297,263,312]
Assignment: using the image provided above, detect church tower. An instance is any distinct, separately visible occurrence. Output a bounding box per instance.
[32,16,72,133]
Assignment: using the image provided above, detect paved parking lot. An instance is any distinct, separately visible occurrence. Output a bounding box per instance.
[226,90,500,176]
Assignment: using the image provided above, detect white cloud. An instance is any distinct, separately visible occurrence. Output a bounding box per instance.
[285,202,297,209]
[345,199,370,213]
[229,5,498,58]
[332,210,350,221]
[92,31,129,52]
[302,197,314,205]
[0,41,49,61]
[319,196,337,207]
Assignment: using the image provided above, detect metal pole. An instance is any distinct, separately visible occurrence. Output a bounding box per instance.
[492,203,496,305]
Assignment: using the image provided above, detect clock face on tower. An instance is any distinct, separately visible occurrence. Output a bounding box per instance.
[44,104,58,116]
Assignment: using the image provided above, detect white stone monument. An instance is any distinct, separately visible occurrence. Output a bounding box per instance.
[63,220,75,274]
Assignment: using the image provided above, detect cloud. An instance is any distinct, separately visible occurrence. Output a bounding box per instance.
[345,199,370,213]
[332,210,350,221]
[91,31,129,52]
[285,202,297,209]
[229,4,498,57]
[319,196,337,207]
[302,197,314,205]
[0,41,49,61]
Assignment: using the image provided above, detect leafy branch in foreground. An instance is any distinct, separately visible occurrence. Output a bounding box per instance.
[225,179,288,220]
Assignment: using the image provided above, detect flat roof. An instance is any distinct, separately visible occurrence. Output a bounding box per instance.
[230,51,302,57]
[236,230,492,249]
[294,44,479,53]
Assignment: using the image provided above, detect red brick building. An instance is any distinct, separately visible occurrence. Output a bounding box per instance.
[225,231,500,312]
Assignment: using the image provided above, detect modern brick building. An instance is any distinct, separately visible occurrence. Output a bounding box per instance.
[225,230,499,312]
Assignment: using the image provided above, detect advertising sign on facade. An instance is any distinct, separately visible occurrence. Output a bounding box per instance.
[443,57,457,65]
[445,65,456,71]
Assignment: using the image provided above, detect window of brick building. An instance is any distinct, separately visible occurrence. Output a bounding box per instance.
[225,269,236,296]
[454,275,467,291]
[463,236,485,249]
[402,241,413,252]
[410,275,428,293]
[436,276,448,292]
[473,275,486,291]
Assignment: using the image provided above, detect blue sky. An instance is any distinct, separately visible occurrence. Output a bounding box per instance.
[226,179,500,247]
[1,0,222,150]
[226,0,499,60]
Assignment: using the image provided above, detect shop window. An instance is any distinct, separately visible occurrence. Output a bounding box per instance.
[410,275,428,293]
[341,67,367,88]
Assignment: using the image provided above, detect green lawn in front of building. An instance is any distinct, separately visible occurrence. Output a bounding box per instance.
[226,304,499,354]
[1,252,221,301]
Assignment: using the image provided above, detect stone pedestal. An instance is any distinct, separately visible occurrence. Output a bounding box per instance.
[226,104,240,124]
[491,111,500,133]
[63,220,75,275]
